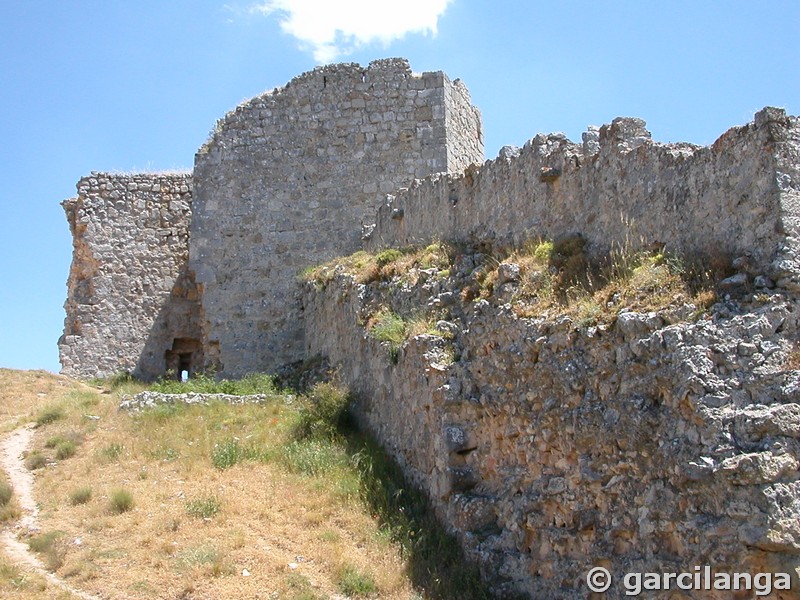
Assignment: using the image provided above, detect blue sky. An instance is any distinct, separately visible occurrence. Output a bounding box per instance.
[1,0,798,374]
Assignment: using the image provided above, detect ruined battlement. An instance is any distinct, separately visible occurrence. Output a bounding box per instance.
[368,107,800,289]
[60,59,483,380]
[58,60,800,381]
[190,58,482,376]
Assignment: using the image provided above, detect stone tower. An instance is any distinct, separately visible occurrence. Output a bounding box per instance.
[189,58,483,376]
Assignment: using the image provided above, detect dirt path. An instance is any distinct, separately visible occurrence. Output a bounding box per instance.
[1,425,104,600]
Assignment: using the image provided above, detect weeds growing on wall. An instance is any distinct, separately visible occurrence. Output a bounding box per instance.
[302,241,453,288]
[367,308,452,364]
[316,235,724,330]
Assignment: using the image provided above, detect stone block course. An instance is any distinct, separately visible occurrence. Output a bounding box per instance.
[303,263,800,598]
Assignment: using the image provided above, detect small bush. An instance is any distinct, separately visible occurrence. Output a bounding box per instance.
[285,572,322,599]
[69,487,92,506]
[336,565,377,597]
[109,489,134,514]
[369,309,406,342]
[55,440,77,460]
[186,495,222,519]
[211,439,248,470]
[0,481,12,506]
[24,451,46,470]
[294,383,351,440]
[99,443,124,461]
[28,531,66,571]
[0,558,25,587]
[35,405,64,427]
[375,248,403,267]
[531,239,554,262]
[177,544,233,577]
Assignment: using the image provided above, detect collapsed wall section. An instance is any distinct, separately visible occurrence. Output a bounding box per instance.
[368,108,800,287]
[190,58,483,376]
[59,173,200,381]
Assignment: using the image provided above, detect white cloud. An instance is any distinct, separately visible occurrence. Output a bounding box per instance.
[252,0,453,63]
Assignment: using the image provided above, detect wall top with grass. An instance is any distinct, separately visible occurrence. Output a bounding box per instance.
[366,107,800,294]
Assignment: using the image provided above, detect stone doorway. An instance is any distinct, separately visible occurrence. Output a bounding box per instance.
[165,338,202,381]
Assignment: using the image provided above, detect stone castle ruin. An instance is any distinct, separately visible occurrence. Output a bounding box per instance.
[61,59,800,597]
[59,58,482,380]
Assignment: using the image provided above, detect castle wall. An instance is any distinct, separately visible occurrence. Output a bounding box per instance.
[367,108,800,287]
[305,269,800,599]
[444,77,483,172]
[190,58,483,376]
[59,173,200,381]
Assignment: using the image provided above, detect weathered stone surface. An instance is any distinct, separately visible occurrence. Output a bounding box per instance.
[304,264,800,598]
[190,58,483,376]
[59,172,198,381]
[366,108,800,290]
[61,60,483,379]
[118,391,277,412]
[58,59,800,599]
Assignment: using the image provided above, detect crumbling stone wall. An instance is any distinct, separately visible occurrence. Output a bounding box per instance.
[60,60,483,380]
[367,108,800,289]
[190,58,483,376]
[59,173,200,381]
[304,268,800,599]
[304,108,800,597]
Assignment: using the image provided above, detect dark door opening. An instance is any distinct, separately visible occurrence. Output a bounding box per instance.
[165,338,202,381]
[178,353,192,382]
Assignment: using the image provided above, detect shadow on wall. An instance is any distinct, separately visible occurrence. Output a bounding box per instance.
[134,265,204,382]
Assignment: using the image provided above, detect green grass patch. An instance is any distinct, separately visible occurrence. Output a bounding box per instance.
[375,248,403,266]
[34,405,64,427]
[109,488,134,514]
[185,495,222,519]
[0,557,31,589]
[210,438,256,470]
[346,434,493,599]
[24,451,46,470]
[368,309,407,363]
[54,440,77,460]
[176,544,233,577]
[28,530,67,571]
[368,309,406,345]
[98,442,124,462]
[285,572,321,599]
[69,487,92,506]
[279,439,350,477]
[150,372,277,395]
[336,565,377,597]
[293,382,351,440]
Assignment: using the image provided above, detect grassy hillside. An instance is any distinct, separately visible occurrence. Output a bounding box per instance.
[0,369,489,600]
